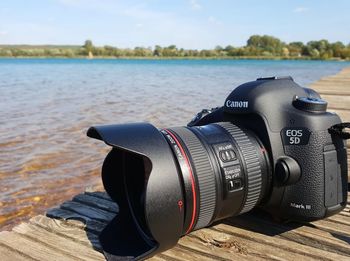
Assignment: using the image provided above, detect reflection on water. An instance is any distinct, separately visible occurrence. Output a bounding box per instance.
[1,58,349,230]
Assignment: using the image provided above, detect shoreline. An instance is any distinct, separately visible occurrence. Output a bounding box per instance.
[0,56,349,61]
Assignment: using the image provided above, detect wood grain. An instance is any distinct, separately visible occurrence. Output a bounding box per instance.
[0,231,82,260]
[13,222,105,261]
[0,243,36,261]
[0,190,349,261]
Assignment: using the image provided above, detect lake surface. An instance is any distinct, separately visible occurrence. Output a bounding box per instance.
[1,58,350,230]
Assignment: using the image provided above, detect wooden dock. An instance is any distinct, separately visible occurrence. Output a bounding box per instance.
[1,67,350,260]
[0,190,349,261]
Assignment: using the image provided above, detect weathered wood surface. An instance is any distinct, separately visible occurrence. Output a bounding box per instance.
[0,191,349,261]
[309,67,350,176]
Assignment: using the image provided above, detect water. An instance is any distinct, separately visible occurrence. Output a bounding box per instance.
[1,58,349,230]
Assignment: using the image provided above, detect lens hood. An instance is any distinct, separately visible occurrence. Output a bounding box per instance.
[87,123,184,260]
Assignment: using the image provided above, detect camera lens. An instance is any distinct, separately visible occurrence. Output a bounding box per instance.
[162,122,270,235]
[87,121,271,259]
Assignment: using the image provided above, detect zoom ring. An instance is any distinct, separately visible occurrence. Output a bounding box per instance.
[170,127,216,230]
[217,123,262,214]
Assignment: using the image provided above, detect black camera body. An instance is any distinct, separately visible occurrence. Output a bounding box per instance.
[190,76,348,221]
[88,76,348,260]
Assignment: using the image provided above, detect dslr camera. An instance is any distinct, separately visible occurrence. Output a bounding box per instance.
[88,76,348,260]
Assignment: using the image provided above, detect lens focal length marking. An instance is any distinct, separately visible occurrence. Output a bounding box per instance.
[162,129,197,234]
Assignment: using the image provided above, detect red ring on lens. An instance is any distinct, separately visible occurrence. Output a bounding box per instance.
[164,129,197,234]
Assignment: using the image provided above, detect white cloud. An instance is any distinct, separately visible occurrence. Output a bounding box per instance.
[0,30,8,36]
[293,7,308,13]
[189,0,201,10]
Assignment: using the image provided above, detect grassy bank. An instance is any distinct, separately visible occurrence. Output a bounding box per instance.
[1,35,350,60]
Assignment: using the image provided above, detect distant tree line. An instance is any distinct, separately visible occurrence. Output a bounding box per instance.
[1,35,350,60]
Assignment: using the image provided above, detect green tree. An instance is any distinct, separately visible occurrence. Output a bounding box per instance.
[331,41,345,58]
[305,40,332,59]
[153,45,163,56]
[162,45,178,56]
[340,48,350,59]
[83,40,94,54]
[288,42,304,57]
[247,35,285,55]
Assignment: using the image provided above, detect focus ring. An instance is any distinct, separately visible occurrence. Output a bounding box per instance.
[217,123,262,214]
[170,127,216,230]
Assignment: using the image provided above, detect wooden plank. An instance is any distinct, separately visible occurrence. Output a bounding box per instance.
[315,77,350,83]
[322,78,350,82]
[326,213,350,227]
[310,82,349,95]
[310,218,350,237]
[151,255,181,261]
[46,202,234,261]
[0,231,81,260]
[309,85,350,96]
[310,68,350,100]
[173,232,251,261]
[340,211,350,218]
[222,214,350,258]
[39,207,240,261]
[150,255,173,261]
[321,94,350,110]
[212,222,349,260]
[29,215,102,251]
[84,191,113,202]
[0,192,349,261]
[60,201,115,222]
[0,244,36,261]
[163,244,236,261]
[46,207,107,233]
[13,222,105,261]
[72,193,118,213]
[51,191,350,258]
[325,108,350,122]
[45,194,261,260]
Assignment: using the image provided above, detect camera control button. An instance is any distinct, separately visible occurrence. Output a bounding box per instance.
[228,180,235,191]
[293,97,327,112]
[256,76,293,81]
[219,149,236,162]
[219,150,228,161]
[275,157,301,186]
[228,149,236,160]
[227,179,242,192]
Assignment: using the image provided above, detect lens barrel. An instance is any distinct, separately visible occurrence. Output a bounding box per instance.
[162,122,270,235]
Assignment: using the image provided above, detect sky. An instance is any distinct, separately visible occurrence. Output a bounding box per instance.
[0,0,349,49]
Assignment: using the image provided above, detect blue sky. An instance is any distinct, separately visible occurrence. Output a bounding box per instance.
[0,0,349,49]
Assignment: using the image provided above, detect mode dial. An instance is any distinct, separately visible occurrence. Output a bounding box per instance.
[292,97,327,112]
